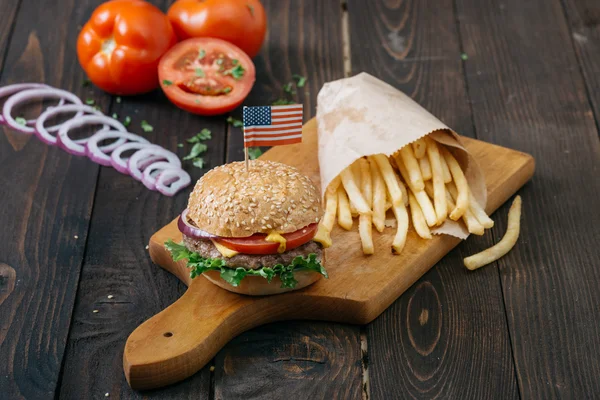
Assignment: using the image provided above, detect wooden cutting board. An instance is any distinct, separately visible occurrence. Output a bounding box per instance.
[123,119,535,390]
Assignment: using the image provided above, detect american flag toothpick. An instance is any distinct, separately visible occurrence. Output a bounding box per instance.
[242,104,304,169]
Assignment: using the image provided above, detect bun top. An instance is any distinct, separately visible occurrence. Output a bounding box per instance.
[187,160,322,237]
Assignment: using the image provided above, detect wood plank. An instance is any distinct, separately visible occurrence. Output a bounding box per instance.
[0,0,111,398]
[455,0,600,397]
[0,0,21,72]
[346,0,520,398]
[561,0,600,127]
[219,1,362,398]
[56,2,220,399]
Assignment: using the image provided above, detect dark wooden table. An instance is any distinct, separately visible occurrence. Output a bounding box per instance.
[1,0,599,398]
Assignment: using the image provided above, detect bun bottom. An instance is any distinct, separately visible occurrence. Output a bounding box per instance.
[202,270,322,296]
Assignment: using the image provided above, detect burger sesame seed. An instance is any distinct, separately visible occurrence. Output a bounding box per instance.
[267,224,272,229]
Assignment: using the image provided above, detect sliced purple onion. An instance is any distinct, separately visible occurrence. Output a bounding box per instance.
[110,142,154,174]
[138,155,166,170]
[34,104,102,146]
[85,130,149,166]
[56,114,126,156]
[2,87,82,134]
[142,161,176,190]
[155,168,191,197]
[177,208,216,238]
[0,83,50,125]
[127,146,181,181]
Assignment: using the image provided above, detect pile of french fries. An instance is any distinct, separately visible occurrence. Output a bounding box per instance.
[317,136,495,255]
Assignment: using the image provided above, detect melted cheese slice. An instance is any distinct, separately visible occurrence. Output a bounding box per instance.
[210,240,239,258]
[265,232,287,253]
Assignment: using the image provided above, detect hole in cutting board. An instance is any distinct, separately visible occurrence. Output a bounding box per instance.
[163,332,173,338]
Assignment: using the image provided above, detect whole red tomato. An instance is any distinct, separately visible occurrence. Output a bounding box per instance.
[167,0,267,58]
[77,0,178,95]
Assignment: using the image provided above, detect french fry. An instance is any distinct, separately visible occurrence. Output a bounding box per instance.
[322,178,339,231]
[442,148,469,221]
[394,154,438,227]
[444,182,484,235]
[370,154,404,207]
[419,156,432,180]
[425,137,447,224]
[468,188,494,229]
[464,196,522,270]
[340,165,371,215]
[369,157,386,233]
[348,160,362,217]
[393,170,409,206]
[392,202,409,254]
[313,222,332,248]
[337,186,353,230]
[385,200,392,212]
[399,145,424,191]
[408,192,432,239]
[439,151,452,183]
[357,158,374,254]
[412,138,427,159]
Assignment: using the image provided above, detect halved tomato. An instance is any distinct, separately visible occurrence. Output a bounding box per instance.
[158,37,255,116]
[215,224,318,255]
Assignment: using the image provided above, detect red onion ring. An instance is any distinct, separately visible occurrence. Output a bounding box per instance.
[85,130,149,166]
[34,104,102,146]
[156,168,191,197]
[0,83,49,125]
[177,208,216,238]
[2,87,82,134]
[57,115,126,156]
[127,146,181,181]
[110,142,154,174]
[141,161,175,190]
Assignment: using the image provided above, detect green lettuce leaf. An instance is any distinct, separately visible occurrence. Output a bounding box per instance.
[164,240,327,288]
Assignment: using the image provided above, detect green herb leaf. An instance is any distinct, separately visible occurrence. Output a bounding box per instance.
[112,113,118,119]
[248,147,262,160]
[116,96,122,104]
[195,98,201,104]
[192,157,205,168]
[187,128,212,143]
[226,116,243,128]
[123,116,131,127]
[140,120,153,132]
[272,98,295,105]
[247,3,255,16]
[15,117,27,126]
[222,87,232,94]
[232,59,239,65]
[461,53,468,60]
[223,64,245,80]
[177,143,183,148]
[198,49,206,60]
[165,242,328,288]
[162,79,173,86]
[183,142,208,160]
[195,68,205,77]
[85,98,95,105]
[283,82,296,94]
[293,74,307,87]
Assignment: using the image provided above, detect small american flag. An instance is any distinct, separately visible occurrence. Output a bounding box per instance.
[243,104,303,147]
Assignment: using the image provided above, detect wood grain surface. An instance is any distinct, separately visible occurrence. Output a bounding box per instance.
[347,0,520,398]
[456,0,600,396]
[0,0,107,398]
[123,121,533,390]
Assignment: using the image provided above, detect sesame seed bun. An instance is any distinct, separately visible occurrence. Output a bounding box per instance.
[202,269,323,295]
[187,160,322,237]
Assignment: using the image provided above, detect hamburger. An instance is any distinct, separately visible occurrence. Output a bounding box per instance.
[165,160,328,295]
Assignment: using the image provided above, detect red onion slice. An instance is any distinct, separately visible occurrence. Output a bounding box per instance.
[85,130,149,166]
[127,146,181,181]
[110,142,154,174]
[35,104,102,146]
[57,115,126,156]
[177,208,216,238]
[155,168,191,197]
[2,87,82,134]
[0,83,49,125]
[141,161,175,190]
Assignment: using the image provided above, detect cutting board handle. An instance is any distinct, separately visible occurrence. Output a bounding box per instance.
[123,279,260,390]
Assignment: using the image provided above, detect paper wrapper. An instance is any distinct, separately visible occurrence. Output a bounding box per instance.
[316,72,486,239]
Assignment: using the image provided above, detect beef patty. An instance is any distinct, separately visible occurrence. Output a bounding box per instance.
[182,235,323,269]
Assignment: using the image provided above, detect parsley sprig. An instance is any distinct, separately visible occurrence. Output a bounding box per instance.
[182,128,211,168]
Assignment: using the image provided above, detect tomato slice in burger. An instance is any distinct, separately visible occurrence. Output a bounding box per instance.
[158,37,256,116]
[215,224,318,255]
